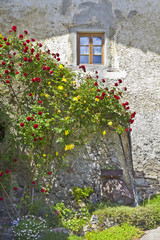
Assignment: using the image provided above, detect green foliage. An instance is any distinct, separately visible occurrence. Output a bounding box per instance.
[11,215,48,240]
[85,223,143,240]
[40,231,83,240]
[72,186,94,201]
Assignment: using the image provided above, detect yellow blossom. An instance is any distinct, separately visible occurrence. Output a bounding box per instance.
[56,152,59,156]
[45,94,49,98]
[86,108,89,111]
[65,130,69,136]
[48,82,51,85]
[84,100,86,103]
[40,93,44,96]
[62,78,67,82]
[46,215,48,217]
[58,86,63,90]
[108,121,113,126]
[95,98,99,102]
[65,144,75,151]
[32,93,35,96]
[81,115,83,118]
[77,95,81,100]
[58,109,61,113]
[71,81,76,84]
[73,97,78,101]
[65,117,69,120]
[103,130,106,135]
[64,93,68,97]
[59,64,64,69]
[43,154,46,157]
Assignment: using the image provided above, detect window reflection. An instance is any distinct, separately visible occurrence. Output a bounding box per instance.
[80,37,89,45]
[93,37,102,45]
[93,55,102,64]
[80,55,89,64]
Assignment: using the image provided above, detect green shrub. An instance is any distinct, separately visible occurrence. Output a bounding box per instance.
[85,223,143,240]
[72,187,93,202]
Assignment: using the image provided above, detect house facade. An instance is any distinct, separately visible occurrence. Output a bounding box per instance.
[1,0,160,201]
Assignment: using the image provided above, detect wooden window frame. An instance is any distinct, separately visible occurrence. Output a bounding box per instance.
[77,32,104,65]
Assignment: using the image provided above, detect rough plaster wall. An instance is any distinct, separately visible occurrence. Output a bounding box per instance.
[1,0,160,198]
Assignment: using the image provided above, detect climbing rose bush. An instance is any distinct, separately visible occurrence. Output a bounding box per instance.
[0,27,135,208]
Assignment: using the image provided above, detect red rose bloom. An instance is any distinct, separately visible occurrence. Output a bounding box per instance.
[6,42,10,46]
[20,123,24,127]
[23,42,26,46]
[19,34,23,39]
[125,128,128,132]
[24,73,27,76]
[94,82,98,86]
[0,172,3,177]
[24,30,28,34]
[5,170,9,174]
[56,53,59,57]
[0,44,2,47]
[96,96,100,99]
[3,37,7,41]
[39,137,43,140]
[115,83,118,86]
[31,133,34,136]
[102,79,105,83]
[24,57,28,61]
[16,71,19,74]
[0,179,2,181]
[14,187,18,191]
[19,63,22,66]
[43,66,46,70]
[118,79,122,83]
[31,38,35,42]
[29,93,32,96]
[34,124,38,129]
[97,89,100,92]
[38,111,42,115]
[57,58,60,61]
[32,181,35,184]
[129,128,132,132]
[124,87,127,91]
[6,80,10,84]
[48,171,52,175]
[39,100,42,103]
[14,158,17,162]
[39,43,42,47]
[0,197,3,201]
[26,39,30,43]
[34,138,37,141]
[50,71,53,74]
[2,61,6,65]
[12,25,17,32]
[5,70,9,74]
[26,117,32,121]
[41,188,45,192]
[102,92,106,97]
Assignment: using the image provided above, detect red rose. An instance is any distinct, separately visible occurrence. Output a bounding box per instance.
[26,117,32,121]
[6,42,10,46]
[24,73,27,76]
[57,58,60,61]
[41,188,45,192]
[24,57,28,61]
[39,101,42,103]
[115,83,118,86]
[19,34,23,39]
[31,133,34,136]
[34,138,37,141]
[46,67,50,71]
[26,39,30,43]
[5,170,9,174]
[125,128,128,132]
[0,44,2,47]
[14,158,17,162]
[124,87,127,91]
[16,71,19,74]
[50,71,53,74]
[19,63,22,66]
[36,57,40,61]
[31,38,35,42]
[12,25,17,32]
[28,58,32,62]
[32,181,35,184]
[102,79,105,83]
[94,82,98,86]
[0,179,1,181]
[118,79,122,83]
[31,48,35,53]
[39,137,43,140]
[129,128,132,132]
[129,119,134,124]
[95,71,98,74]
[14,187,18,190]
[23,42,26,46]
[29,93,32,96]
[34,124,38,129]
[0,172,3,177]
[35,53,39,57]
[20,123,24,127]
[97,89,100,92]
[24,30,28,34]
[39,43,42,47]
[56,53,59,57]
[102,92,106,97]
[3,37,7,41]
[8,55,11,58]
[43,66,46,70]
[38,111,42,115]
[0,197,3,201]
[2,61,5,65]
[13,52,16,55]
[5,70,9,74]
[96,96,100,99]
[0,74,1,77]
[6,80,10,84]
[48,171,52,175]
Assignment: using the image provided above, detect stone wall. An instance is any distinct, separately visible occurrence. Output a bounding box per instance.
[0,0,160,198]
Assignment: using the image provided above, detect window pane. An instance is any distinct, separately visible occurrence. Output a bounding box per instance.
[80,37,89,45]
[80,46,89,54]
[93,46,102,55]
[93,55,102,64]
[80,55,89,64]
[93,37,102,45]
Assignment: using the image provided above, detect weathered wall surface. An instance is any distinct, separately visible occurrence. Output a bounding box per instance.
[1,0,160,199]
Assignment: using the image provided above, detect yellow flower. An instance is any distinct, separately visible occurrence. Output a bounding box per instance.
[58,109,61,113]
[95,98,99,102]
[86,108,89,111]
[103,130,106,135]
[43,154,46,157]
[46,215,48,217]
[84,100,86,103]
[64,93,68,97]
[48,82,51,85]
[62,78,67,82]
[56,152,59,156]
[73,97,78,101]
[65,130,69,135]
[58,86,63,90]
[77,95,81,100]
[71,81,76,84]
[45,94,49,98]
[108,121,113,126]
[65,117,69,120]
[81,115,83,118]
[59,64,64,69]
[32,93,35,96]
[65,144,75,151]
[40,93,44,96]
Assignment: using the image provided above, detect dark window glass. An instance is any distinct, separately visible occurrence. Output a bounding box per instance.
[93,55,102,64]
[80,55,89,63]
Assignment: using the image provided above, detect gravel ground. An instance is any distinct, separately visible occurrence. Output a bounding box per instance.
[140,227,160,240]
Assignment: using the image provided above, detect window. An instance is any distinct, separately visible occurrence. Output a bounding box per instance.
[77,33,104,65]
